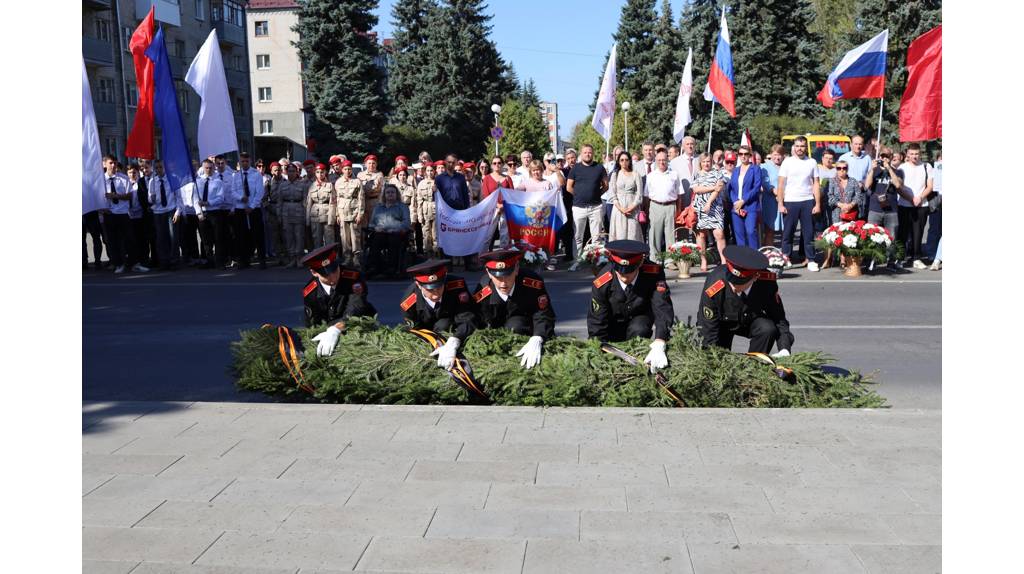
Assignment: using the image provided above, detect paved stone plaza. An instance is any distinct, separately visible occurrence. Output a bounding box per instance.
[83,401,940,573]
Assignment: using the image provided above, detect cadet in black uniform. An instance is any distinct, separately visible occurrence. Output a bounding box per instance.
[400,259,478,368]
[300,243,376,356]
[587,240,675,371]
[474,249,556,369]
[696,245,794,356]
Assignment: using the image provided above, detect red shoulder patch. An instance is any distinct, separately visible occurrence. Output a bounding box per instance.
[446,279,466,290]
[705,279,725,298]
[303,280,318,297]
[340,270,360,280]
[593,271,613,288]
[400,292,418,311]
[641,263,662,274]
[521,277,544,289]
[474,285,492,303]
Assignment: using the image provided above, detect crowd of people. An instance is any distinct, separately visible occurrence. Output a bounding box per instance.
[83,134,942,276]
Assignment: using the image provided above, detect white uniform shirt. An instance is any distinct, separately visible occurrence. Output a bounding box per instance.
[643,168,680,203]
[104,173,130,215]
[126,178,145,219]
[195,173,229,213]
[147,174,179,215]
[234,168,265,209]
[178,182,199,215]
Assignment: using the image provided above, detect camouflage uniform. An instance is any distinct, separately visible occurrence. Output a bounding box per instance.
[274,177,307,265]
[414,178,437,254]
[334,176,365,263]
[305,179,335,250]
[357,170,384,229]
[263,175,287,265]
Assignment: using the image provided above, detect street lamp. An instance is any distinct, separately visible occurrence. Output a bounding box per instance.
[621,101,631,154]
[491,103,502,156]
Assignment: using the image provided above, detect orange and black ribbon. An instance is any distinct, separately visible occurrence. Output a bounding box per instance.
[407,328,488,400]
[745,352,796,383]
[262,324,315,394]
[600,343,684,408]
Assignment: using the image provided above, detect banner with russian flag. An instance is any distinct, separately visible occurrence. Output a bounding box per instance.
[705,11,736,117]
[500,187,567,254]
[817,29,889,108]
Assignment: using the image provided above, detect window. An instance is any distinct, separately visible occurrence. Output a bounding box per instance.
[105,137,119,157]
[259,120,273,135]
[255,21,269,36]
[258,87,272,102]
[235,96,245,115]
[94,19,110,41]
[175,80,189,113]
[96,78,114,103]
[213,1,244,26]
[194,0,205,20]
[172,40,186,59]
[256,54,270,69]
[123,26,133,53]
[126,83,138,108]
[231,54,243,71]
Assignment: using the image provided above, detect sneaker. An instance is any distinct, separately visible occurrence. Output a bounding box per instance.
[545,258,557,272]
[807,261,819,272]
[131,263,150,273]
[568,262,580,272]
[929,260,942,271]
[868,259,876,272]
[912,259,927,270]
[114,265,126,274]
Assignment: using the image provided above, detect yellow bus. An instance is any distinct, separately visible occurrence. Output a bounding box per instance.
[781,134,851,163]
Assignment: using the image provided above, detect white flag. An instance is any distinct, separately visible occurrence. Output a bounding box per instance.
[673,48,694,143]
[186,29,238,159]
[591,43,617,141]
[436,190,500,256]
[82,58,106,214]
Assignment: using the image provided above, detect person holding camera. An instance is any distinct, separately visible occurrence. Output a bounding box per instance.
[863,148,905,270]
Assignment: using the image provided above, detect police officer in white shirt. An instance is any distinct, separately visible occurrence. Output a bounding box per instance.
[147,160,180,269]
[233,152,267,269]
[195,158,233,269]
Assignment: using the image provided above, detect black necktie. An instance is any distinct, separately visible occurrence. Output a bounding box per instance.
[203,178,209,202]
[242,171,250,201]
[160,178,167,207]
[109,177,118,204]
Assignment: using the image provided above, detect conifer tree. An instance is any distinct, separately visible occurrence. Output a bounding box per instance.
[387,0,439,127]
[678,0,723,148]
[638,0,684,145]
[612,0,658,98]
[293,0,387,156]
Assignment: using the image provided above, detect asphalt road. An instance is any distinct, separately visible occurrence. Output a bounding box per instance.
[83,264,941,408]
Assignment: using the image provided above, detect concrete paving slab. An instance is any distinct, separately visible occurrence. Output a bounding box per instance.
[83,473,116,496]
[425,508,579,540]
[355,537,525,574]
[579,443,701,466]
[112,436,242,458]
[536,462,669,487]
[456,443,578,464]
[225,436,347,459]
[688,543,868,573]
[729,512,901,545]
[338,440,465,463]
[580,510,736,544]
[626,485,774,513]
[697,444,833,468]
[665,463,802,489]
[280,504,435,537]
[82,526,223,564]
[879,514,942,545]
[83,454,183,476]
[82,434,139,455]
[155,453,298,480]
[195,531,370,571]
[407,460,537,484]
[280,457,415,482]
[542,409,653,430]
[346,480,491,510]
[851,544,942,574]
[763,485,923,514]
[390,423,509,444]
[82,560,138,574]
[503,425,618,446]
[485,484,626,512]
[85,475,234,502]
[82,496,166,528]
[211,477,358,506]
[436,408,544,427]
[130,564,297,574]
[522,539,693,574]
[135,499,296,532]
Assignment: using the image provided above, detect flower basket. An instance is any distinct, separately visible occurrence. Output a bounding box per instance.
[758,246,790,276]
[510,241,548,270]
[664,241,702,280]
[578,241,609,273]
[813,221,894,265]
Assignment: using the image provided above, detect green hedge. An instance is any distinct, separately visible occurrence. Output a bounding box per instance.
[232,317,885,408]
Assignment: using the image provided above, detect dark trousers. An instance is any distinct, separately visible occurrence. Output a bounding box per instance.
[230,210,253,265]
[556,200,575,260]
[925,207,942,259]
[248,208,267,264]
[897,205,929,261]
[139,211,157,265]
[130,217,148,266]
[198,215,217,264]
[209,210,231,267]
[153,211,178,267]
[712,317,780,354]
[83,211,105,265]
[502,314,533,337]
[178,214,201,261]
[370,231,406,274]
[782,199,817,262]
[102,213,133,268]
[605,315,654,342]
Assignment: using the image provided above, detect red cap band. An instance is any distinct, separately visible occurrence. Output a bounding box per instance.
[726,260,758,279]
[414,266,447,284]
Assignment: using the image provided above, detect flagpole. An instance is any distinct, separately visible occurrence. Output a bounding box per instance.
[875,98,884,159]
[707,101,715,154]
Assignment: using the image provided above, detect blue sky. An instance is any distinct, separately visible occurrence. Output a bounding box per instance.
[371,1,687,139]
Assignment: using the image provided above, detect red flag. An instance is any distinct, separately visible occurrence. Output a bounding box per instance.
[125,7,156,158]
[899,25,942,142]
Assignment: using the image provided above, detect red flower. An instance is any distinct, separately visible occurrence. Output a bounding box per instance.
[834,237,843,247]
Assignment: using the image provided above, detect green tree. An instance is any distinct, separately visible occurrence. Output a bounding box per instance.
[483,96,549,158]
[810,0,857,70]
[293,0,387,156]
[387,0,439,126]
[612,0,658,98]
[677,0,724,149]
[569,89,649,156]
[637,0,684,145]
[520,78,541,110]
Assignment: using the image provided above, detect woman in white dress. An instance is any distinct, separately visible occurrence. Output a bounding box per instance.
[607,151,643,242]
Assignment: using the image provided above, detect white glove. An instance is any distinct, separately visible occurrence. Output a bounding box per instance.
[311,325,341,357]
[771,349,791,358]
[515,336,544,370]
[644,340,669,373]
[430,337,460,369]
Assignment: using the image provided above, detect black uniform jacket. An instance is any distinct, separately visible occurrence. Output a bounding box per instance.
[472,268,556,340]
[400,275,478,341]
[696,266,794,350]
[302,267,376,327]
[587,263,675,341]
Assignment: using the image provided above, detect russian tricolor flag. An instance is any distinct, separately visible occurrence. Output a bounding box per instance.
[705,11,736,118]
[818,30,889,108]
[500,188,566,254]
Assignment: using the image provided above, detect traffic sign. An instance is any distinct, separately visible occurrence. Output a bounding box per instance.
[490,126,504,140]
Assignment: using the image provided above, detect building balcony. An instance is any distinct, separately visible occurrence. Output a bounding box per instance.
[84,0,112,10]
[83,36,113,66]
[225,68,248,89]
[214,20,245,47]
[94,101,117,126]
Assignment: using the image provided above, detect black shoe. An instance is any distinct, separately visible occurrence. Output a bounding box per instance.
[199,261,215,269]
[258,261,267,270]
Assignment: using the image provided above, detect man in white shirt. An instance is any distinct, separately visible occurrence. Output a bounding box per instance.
[147,160,180,269]
[777,136,822,271]
[195,158,232,269]
[896,143,934,269]
[838,135,872,184]
[516,150,533,179]
[101,155,137,274]
[669,136,699,208]
[643,151,681,265]
[233,152,267,269]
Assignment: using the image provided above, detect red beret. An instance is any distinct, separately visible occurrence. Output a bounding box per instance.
[462,162,476,170]
[395,155,408,163]
[433,160,445,167]
[364,154,378,162]
[278,159,290,167]
[395,166,407,173]
[316,163,327,170]
[329,155,343,164]
[340,160,353,168]
[724,151,738,162]
[302,159,315,166]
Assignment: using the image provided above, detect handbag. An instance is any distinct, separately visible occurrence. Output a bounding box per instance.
[637,210,648,224]
[840,209,859,222]
[676,206,697,229]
